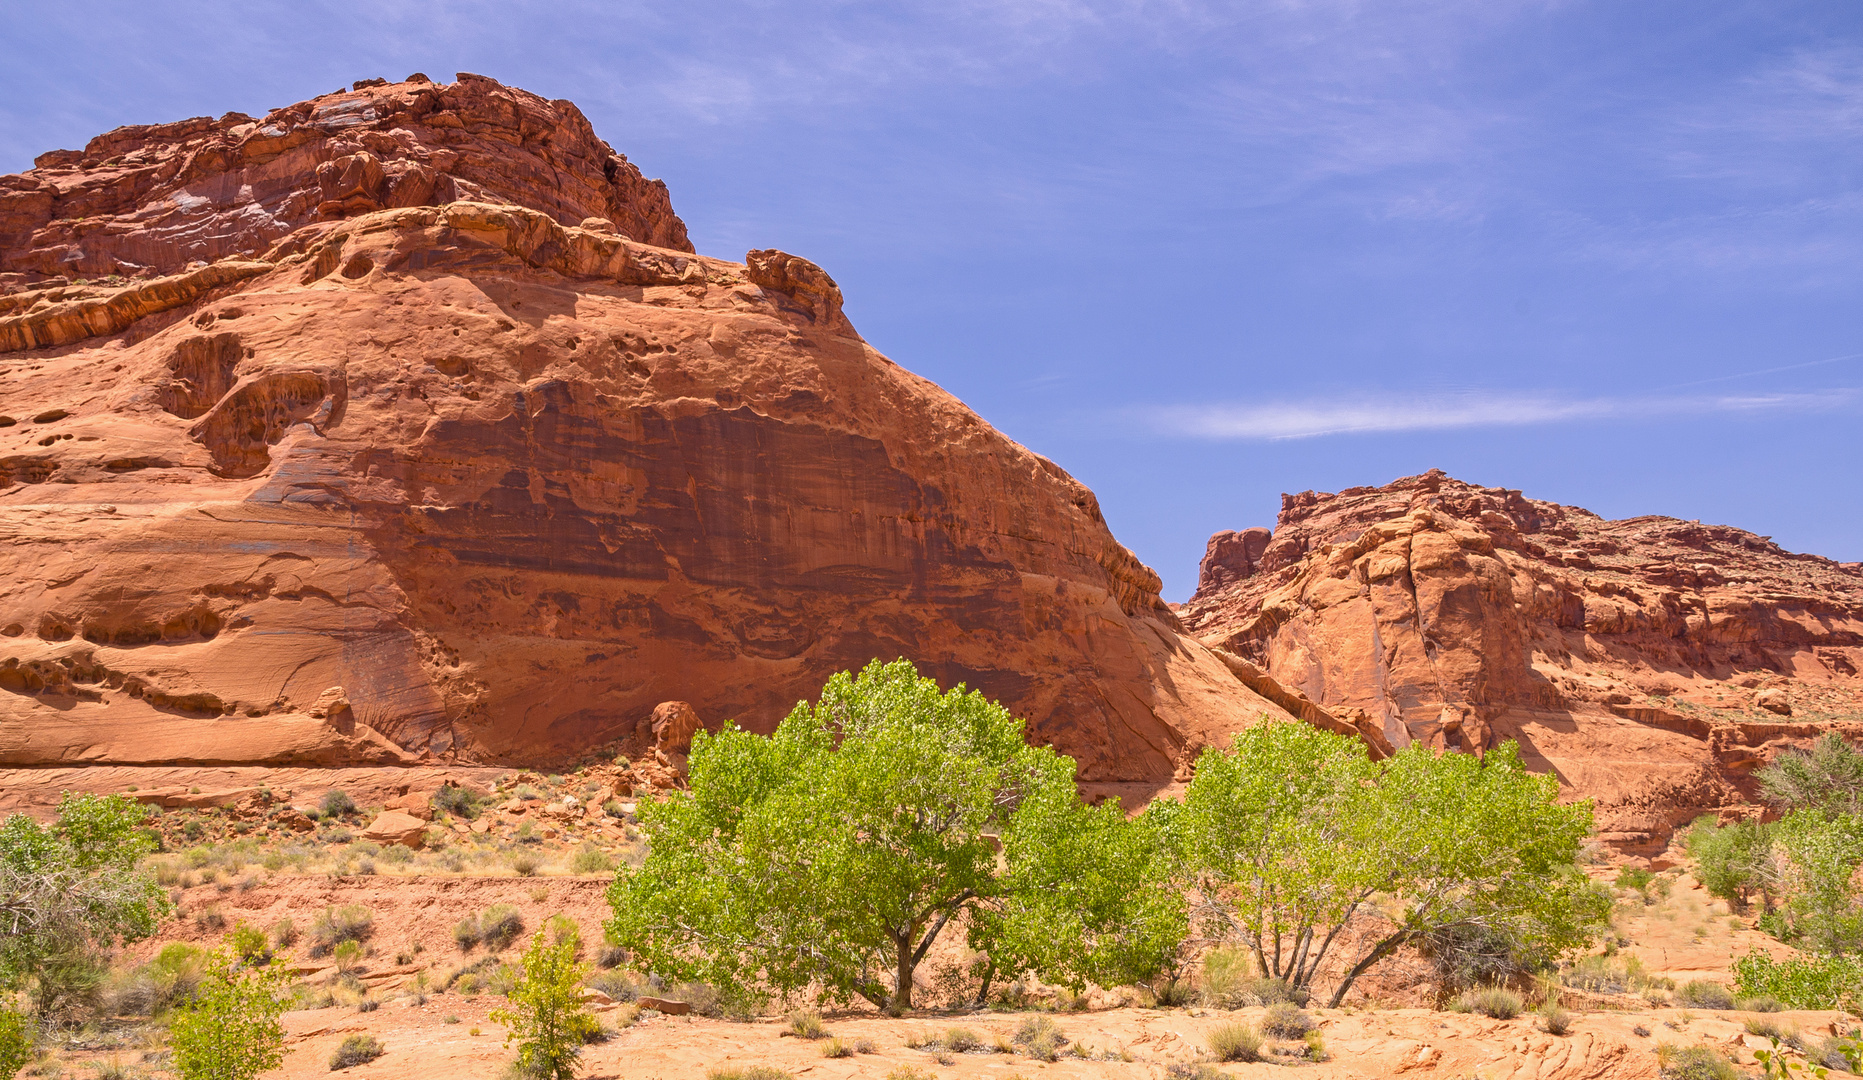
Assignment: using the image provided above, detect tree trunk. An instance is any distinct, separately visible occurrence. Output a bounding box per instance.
[889,935,915,1016]
[1326,929,1410,1009]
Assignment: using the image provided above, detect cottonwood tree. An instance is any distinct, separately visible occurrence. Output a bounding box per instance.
[168,951,287,1080]
[0,793,169,1018]
[606,659,1183,1014]
[1170,721,1607,1007]
[490,931,596,1080]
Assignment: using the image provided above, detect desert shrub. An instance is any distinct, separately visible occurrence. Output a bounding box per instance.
[320,791,357,819]
[941,1027,981,1052]
[1743,1015,1796,1041]
[308,905,373,956]
[1676,980,1734,1010]
[595,946,626,970]
[227,924,269,965]
[514,785,544,802]
[271,920,297,949]
[785,1010,825,1039]
[327,1034,383,1070]
[169,951,287,1080]
[489,932,596,1080]
[432,784,483,821]
[1734,950,1863,1013]
[1735,995,1783,1013]
[1615,867,1655,893]
[332,941,364,974]
[1015,1015,1066,1061]
[1200,944,1252,1005]
[1207,1021,1262,1063]
[820,1037,851,1058]
[508,852,541,877]
[1422,922,1545,995]
[544,915,581,956]
[1456,985,1523,1019]
[708,1069,793,1080]
[454,917,481,952]
[1261,1002,1314,1039]
[602,800,627,819]
[1153,977,1197,1006]
[1812,1033,1862,1074]
[569,848,615,874]
[1166,1067,1234,1080]
[0,1004,30,1080]
[1303,1029,1329,1062]
[1687,817,1774,911]
[1539,1003,1573,1036]
[381,845,412,866]
[480,906,525,952]
[1655,1044,1738,1080]
[585,968,638,1001]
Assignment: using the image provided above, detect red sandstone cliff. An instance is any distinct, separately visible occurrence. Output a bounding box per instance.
[0,76,1290,784]
[1181,470,1863,849]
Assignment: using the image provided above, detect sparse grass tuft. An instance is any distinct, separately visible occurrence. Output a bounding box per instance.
[786,1010,826,1040]
[1539,1003,1573,1036]
[309,904,373,956]
[820,1038,851,1059]
[479,905,525,951]
[1014,1015,1066,1061]
[1456,985,1523,1019]
[707,1068,792,1080]
[1207,1021,1263,1063]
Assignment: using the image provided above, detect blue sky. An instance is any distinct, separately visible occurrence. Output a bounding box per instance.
[5,1,1859,598]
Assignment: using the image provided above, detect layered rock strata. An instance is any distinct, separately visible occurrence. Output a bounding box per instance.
[1181,470,1863,848]
[0,77,1290,782]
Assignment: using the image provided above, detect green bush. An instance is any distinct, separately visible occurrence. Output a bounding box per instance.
[0,1004,30,1080]
[1457,985,1523,1019]
[785,1009,825,1039]
[227,924,270,965]
[1539,1003,1573,1036]
[1676,980,1734,1010]
[432,784,483,821]
[1615,867,1655,892]
[328,1034,383,1070]
[454,917,482,952]
[1199,944,1252,1005]
[1735,995,1783,1013]
[1655,1044,1738,1080]
[509,852,541,877]
[480,906,525,952]
[1733,951,1863,1013]
[569,848,615,874]
[489,932,595,1080]
[320,791,357,819]
[169,951,287,1080]
[1687,817,1774,911]
[309,905,373,957]
[1206,1021,1262,1062]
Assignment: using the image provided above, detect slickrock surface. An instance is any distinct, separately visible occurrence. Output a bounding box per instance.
[0,72,688,289]
[1182,470,1863,848]
[0,76,1288,782]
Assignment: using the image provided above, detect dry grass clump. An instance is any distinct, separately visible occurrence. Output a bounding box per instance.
[819,1038,851,1059]
[1014,1015,1066,1061]
[1454,985,1523,1019]
[1206,1021,1263,1063]
[328,1034,383,1070]
[785,1010,826,1040]
[706,1068,792,1080]
[308,904,373,957]
[1676,980,1733,1010]
[1655,1044,1738,1080]
[1261,1002,1314,1039]
[1538,1003,1573,1036]
[478,905,525,951]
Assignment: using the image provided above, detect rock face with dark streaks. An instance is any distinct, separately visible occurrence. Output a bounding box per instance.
[0,76,1288,783]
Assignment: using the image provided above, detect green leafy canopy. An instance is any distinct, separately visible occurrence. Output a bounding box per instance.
[605,659,1183,1014]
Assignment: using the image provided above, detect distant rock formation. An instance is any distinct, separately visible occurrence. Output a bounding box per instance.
[1181,469,1863,849]
[0,76,1291,784]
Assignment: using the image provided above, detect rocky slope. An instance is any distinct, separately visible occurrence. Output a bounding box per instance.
[1181,470,1863,848]
[0,75,1288,783]
[0,72,689,289]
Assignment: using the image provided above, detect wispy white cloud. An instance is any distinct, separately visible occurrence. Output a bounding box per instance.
[1140,387,1859,440]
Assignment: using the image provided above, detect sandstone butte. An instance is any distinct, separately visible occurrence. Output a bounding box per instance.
[1180,469,1863,851]
[0,74,1297,791]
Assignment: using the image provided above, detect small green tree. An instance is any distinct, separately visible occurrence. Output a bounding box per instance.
[607,659,1183,1014]
[1170,721,1607,1007]
[0,793,169,1018]
[168,951,288,1080]
[1688,815,1776,911]
[489,932,594,1080]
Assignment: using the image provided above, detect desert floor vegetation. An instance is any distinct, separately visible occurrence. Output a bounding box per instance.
[0,671,1855,1080]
